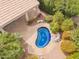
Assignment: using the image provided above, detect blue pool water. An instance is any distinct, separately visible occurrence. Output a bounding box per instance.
[35,27,51,48]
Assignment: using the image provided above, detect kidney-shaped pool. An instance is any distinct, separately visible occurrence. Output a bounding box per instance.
[35,27,51,48]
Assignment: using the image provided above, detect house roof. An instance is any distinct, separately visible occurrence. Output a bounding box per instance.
[0,0,39,28]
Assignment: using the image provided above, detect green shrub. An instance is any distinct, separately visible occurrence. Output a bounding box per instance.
[0,32,24,59]
[26,54,39,59]
[66,52,79,59]
[45,15,53,23]
[61,19,74,31]
[39,0,79,17]
[71,28,79,47]
[61,40,76,53]
[38,0,55,15]
[50,22,60,33]
[65,0,79,17]
[54,0,65,11]
[62,31,71,40]
[53,11,64,25]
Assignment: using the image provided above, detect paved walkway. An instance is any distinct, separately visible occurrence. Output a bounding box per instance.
[44,42,66,59]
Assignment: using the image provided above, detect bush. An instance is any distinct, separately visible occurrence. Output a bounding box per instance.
[53,11,64,25]
[38,0,79,17]
[62,31,71,40]
[66,52,79,59]
[45,15,53,23]
[65,0,79,17]
[0,32,24,59]
[38,0,55,15]
[61,40,76,53]
[54,0,65,11]
[61,19,74,31]
[50,22,60,33]
[71,28,79,47]
[26,54,39,59]
[38,0,65,15]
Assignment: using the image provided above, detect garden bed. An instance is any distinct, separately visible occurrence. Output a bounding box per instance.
[38,0,79,59]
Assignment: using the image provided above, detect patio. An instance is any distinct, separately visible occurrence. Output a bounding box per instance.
[4,15,66,59]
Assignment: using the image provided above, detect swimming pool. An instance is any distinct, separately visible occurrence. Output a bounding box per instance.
[35,27,51,48]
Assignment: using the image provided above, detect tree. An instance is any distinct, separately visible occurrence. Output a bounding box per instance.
[61,40,76,53]
[0,32,24,59]
[61,19,74,31]
[50,22,60,33]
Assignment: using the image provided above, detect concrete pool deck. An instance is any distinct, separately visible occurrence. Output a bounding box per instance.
[4,16,66,59]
